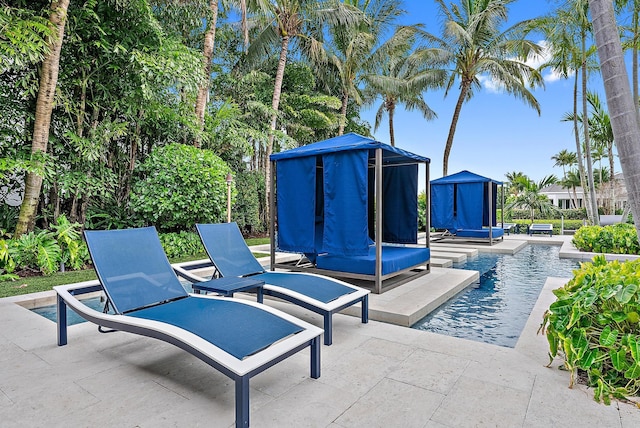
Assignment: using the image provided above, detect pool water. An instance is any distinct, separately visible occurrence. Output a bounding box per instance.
[31,281,195,325]
[412,245,580,348]
[32,296,110,325]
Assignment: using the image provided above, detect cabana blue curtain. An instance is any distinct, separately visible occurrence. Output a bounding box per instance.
[276,157,316,253]
[457,182,483,229]
[383,164,418,243]
[322,150,369,256]
[431,184,454,229]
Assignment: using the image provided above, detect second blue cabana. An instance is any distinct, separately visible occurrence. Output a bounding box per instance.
[269,133,431,294]
[430,170,504,244]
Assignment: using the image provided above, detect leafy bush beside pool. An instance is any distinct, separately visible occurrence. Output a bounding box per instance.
[540,255,640,404]
[572,223,640,255]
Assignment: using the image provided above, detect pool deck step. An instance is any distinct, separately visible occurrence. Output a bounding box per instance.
[429,257,452,268]
[429,245,478,257]
[429,251,467,263]
[341,266,478,326]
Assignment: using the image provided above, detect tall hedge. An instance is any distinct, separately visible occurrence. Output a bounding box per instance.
[130,143,232,232]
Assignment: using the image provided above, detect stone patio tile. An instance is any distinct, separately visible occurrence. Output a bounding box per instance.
[251,378,359,428]
[523,371,625,427]
[334,377,443,428]
[431,376,529,427]
[386,347,470,395]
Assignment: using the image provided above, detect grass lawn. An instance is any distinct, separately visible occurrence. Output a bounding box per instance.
[0,237,272,299]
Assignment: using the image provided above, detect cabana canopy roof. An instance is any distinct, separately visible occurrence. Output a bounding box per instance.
[270,133,429,165]
[431,170,502,185]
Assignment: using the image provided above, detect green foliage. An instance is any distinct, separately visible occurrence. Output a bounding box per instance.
[130,143,232,232]
[158,230,204,259]
[0,204,19,233]
[50,215,86,270]
[540,256,640,403]
[509,219,585,235]
[0,215,89,276]
[508,208,587,221]
[572,224,640,255]
[418,191,427,230]
[232,171,267,235]
[0,6,53,72]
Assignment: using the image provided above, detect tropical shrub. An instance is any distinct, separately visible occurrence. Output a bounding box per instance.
[158,230,204,259]
[418,191,427,230]
[509,208,586,220]
[572,224,640,255]
[232,171,266,235]
[540,256,640,404]
[130,143,233,232]
[0,216,89,276]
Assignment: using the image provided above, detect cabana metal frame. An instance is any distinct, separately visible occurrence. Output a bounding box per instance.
[430,170,504,245]
[269,133,431,294]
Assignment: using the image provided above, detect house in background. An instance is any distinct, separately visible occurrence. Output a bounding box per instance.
[540,172,627,212]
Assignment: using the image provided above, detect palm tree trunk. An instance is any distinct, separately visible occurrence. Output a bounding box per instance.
[590,0,640,238]
[338,91,348,136]
[443,82,470,176]
[633,5,639,112]
[265,35,290,225]
[388,101,395,147]
[15,0,70,237]
[572,68,592,222]
[194,0,219,143]
[582,30,600,225]
[609,146,616,213]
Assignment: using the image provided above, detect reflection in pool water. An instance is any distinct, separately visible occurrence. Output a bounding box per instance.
[412,245,580,347]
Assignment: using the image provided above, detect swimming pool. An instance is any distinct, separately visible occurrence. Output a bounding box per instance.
[31,296,110,325]
[31,281,195,325]
[411,245,580,347]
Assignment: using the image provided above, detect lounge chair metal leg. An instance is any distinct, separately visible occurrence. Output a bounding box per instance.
[311,336,321,379]
[236,375,250,428]
[57,294,68,346]
[323,314,332,345]
[361,295,369,324]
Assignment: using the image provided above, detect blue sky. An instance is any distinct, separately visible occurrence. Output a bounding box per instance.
[359,0,616,185]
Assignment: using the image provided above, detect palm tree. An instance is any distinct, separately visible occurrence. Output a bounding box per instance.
[323,0,404,136]
[362,30,446,146]
[563,90,617,214]
[506,175,560,224]
[589,0,640,237]
[15,0,71,237]
[537,3,600,224]
[504,171,528,197]
[585,91,616,214]
[615,0,640,111]
[552,148,578,209]
[551,149,577,180]
[245,0,361,220]
[562,169,582,209]
[573,0,600,224]
[425,0,543,176]
[193,1,248,141]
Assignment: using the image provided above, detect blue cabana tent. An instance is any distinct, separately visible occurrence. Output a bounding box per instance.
[430,170,504,243]
[269,133,431,294]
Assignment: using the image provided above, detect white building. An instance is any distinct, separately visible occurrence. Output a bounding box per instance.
[540,172,627,212]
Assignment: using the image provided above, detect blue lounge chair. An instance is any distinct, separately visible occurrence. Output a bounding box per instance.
[54,227,322,428]
[181,222,369,346]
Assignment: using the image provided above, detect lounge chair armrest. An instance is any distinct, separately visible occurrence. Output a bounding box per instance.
[173,264,208,283]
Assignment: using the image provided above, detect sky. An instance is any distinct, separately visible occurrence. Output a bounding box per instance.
[359,0,619,186]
